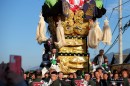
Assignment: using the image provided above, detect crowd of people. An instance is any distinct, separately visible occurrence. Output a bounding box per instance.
[22,67,130,86]
[1,62,130,86]
[1,47,130,86]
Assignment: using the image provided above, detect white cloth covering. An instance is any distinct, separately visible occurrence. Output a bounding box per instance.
[102,19,112,45]
[87,21,103,49]
[95,21,103,41]
[55,20,66,48]
[36,13,47,44]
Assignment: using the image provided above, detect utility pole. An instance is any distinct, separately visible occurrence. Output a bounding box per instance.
[119,0,123,64]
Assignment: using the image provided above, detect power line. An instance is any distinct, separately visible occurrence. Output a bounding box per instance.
[114,0,130,9]
[105,20,130,54]
[109,9,114,21]
[108,0,130,21]
[121,14,130,19]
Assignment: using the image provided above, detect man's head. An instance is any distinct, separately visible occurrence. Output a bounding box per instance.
[103,73,108,80]
[94,71,100,79]
[99,49,104,56]
[97,68,103,74]
[76,70,82,77]
[51,71,58,81]
[45,72,49,78]
[69,73,74,79]
[32,73,36,79]
[35,70,42,79]
[73,72,77,78]
[47,38,52,44]
[121,69,129,78]
[84,73,91,81]
[58,72,64,80]
[113,73,119,80]
[51,48,57,54]
[96,68,103,78]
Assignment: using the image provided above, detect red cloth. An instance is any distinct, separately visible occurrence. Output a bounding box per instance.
[75,80,84,86]
[67,0,85,12]
[33,82,44,86]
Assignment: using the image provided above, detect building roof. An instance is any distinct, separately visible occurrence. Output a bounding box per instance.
[123,54,130,63]
[111,54,128,65]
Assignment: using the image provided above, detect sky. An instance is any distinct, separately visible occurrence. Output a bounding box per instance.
[0,0,130,70]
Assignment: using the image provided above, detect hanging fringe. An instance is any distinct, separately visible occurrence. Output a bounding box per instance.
[36,13,47,45]
[95,21,103,41]
[87,22,98,48]
[87,20,102,49]
[54,20,66,48]
[102,18,112,45]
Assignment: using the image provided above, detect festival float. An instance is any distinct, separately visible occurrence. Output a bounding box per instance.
[36,0,112,74]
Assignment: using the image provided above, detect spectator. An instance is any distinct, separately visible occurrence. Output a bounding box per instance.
[97,67,104,79]
[24,73,29,85]
[58,72,71,86]
[73,72,77,79]
[69,73,74,80]
[45,68,56,85]
[71,70,83,86]
[65,73,74,85]
[90,72,95,79]
[30,70,43,86]
[102,73,110,86]
[94,71,103,86]
[121,69,130,86]
[0,62,27,86]
[83,73,96,86]
[113,73,119,80]
[42,72,50,83]
[25,72,30,84]
[111,72,121,86]
[28,72,35,84]
[31,73,36,81]
[50,71,61,86]
[58,71,64,80]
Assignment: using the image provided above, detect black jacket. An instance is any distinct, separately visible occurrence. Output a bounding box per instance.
[102,79,110,86]
[71,77,83,86]
[88,80,96,86]
[50,79,70,86]
[50,79,61,86]
[93,54,107,65]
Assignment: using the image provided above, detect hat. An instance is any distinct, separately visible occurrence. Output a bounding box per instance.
[51,71,58,75]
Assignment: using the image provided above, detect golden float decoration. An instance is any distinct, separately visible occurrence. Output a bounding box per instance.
[47,9,90,74]
[58,56,89,74]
